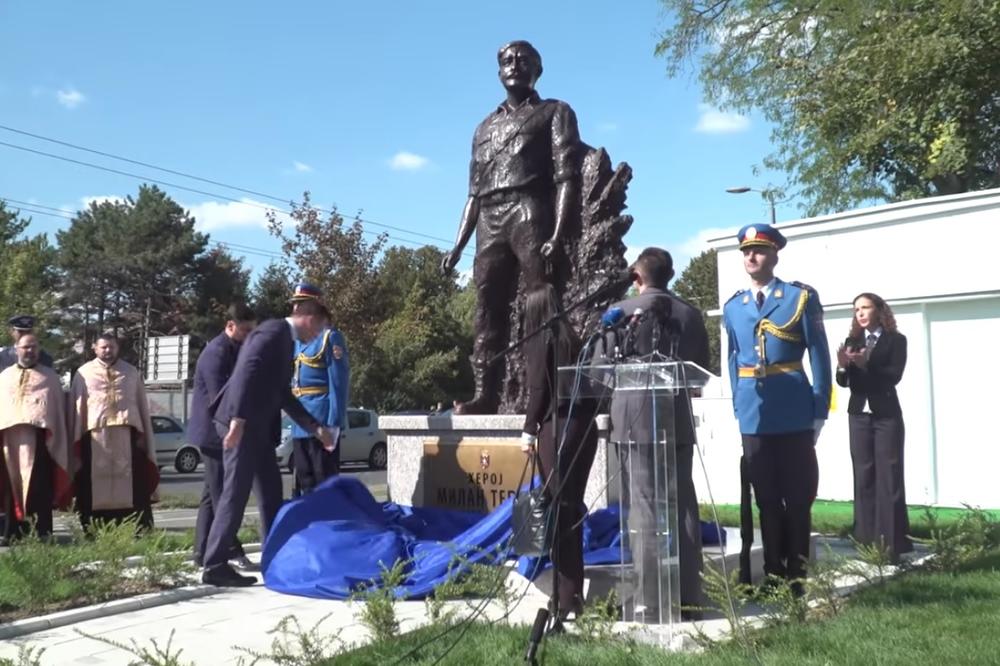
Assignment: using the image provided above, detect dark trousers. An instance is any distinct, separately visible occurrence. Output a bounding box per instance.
[1,429,53,539]
[203,424,283,573]
[76,430,154,531]
[470,193,554,408]
[617,442,703,609]
[193,448,246,566]
[293,436,340,495]
[742,431,818,581]
[849,414,911,560]
[535,410,599,611]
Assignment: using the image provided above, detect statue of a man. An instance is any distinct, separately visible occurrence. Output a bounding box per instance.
[441,40,581,414]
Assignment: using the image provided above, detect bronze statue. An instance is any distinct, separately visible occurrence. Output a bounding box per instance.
[442,40,633,414]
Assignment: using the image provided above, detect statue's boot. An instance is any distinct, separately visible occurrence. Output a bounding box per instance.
[455,359,500,415]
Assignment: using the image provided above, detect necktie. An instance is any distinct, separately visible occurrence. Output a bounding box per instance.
[865,333,877,357]
[756,290,765,310]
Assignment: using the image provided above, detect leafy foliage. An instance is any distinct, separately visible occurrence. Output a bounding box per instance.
[658,1,1000,213]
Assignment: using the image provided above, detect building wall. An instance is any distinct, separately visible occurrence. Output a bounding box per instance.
[694,189,1000,509]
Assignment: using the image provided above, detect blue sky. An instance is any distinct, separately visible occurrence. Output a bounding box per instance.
[0,1,788,280]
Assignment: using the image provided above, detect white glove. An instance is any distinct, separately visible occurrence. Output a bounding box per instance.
[330,426,341,445]
[813,419,825,444]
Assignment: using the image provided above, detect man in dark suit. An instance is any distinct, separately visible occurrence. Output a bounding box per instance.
[599,247,710,620]
[202,299,336,587]
[190,303,256,570]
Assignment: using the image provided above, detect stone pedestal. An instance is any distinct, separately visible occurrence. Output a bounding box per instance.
[381,414,613,512]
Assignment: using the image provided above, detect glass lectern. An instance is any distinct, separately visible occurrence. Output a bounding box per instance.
[557,359,712,630]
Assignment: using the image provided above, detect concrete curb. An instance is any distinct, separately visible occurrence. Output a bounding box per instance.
[0,584,224,641]
[0,544,267,640]
[120,542,263,568]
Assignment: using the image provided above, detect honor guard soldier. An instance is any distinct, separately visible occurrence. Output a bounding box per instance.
[289,283,350,493]
[0,316,53,373]
[723,223,831,592]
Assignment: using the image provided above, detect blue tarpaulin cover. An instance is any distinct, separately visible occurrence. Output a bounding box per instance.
[262,476,725,599]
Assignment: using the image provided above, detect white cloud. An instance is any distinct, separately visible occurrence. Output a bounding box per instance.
[624,245,643,266]
[292,161,313,173]
[81,195,126,208]
[389,151,430,171]
[184,198,281,231]
[56,87,86,109]
[597,122,619,132]
[694,104,749,134]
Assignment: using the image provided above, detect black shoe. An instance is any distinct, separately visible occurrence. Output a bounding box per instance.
[230,555,261,572]
[202,564,256,587]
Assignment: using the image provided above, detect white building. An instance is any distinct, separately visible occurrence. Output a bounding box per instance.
[691,188,1000,509]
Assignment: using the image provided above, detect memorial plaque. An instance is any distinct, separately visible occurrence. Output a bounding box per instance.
[422,436,527,512]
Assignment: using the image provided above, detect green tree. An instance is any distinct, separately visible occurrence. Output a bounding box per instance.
[360,247,473,411]
[657,1,1000,214]
[0,202,63,363]
[673,249,720,374]
[56,185,243,369]
[183,247,252,346]
[250,261,292,321]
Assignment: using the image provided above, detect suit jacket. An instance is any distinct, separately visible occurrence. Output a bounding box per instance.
[188,332,241,450]
[601,288,710,446]
[723,278,831,435]
[210,319,318,443]
[836,330,906,417]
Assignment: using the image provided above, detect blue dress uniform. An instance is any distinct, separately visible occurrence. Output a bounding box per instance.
[722,223,831,586]
[289,283,350,493]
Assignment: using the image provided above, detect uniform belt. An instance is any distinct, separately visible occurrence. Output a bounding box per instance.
[737,361,804,378]
[292,386,328,397]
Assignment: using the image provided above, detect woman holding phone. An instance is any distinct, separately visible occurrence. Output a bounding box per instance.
[836,293,911,561]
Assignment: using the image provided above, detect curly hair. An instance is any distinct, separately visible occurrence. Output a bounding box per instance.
[848,292,897,339]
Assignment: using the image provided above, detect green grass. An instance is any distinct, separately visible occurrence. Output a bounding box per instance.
[335,551,1000,665]
[0,521,192,623]
[700,500,1000,539]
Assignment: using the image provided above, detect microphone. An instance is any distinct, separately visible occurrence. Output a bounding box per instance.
[624,307,644,335]
[524,607,550,665]
[600,306,625,329]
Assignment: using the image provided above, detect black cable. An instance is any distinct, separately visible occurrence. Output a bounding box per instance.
[0,140,454,253]
[1,198,286,262]
[423,341,608,665]
[0,124,460,247]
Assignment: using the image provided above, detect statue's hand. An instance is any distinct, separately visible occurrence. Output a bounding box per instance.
[440,249,460,276]
[540,238,558,258]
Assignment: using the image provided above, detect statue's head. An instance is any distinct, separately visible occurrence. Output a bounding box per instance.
[497,40,542,94]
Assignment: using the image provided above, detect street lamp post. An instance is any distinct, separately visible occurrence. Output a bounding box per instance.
[726,186,777,225]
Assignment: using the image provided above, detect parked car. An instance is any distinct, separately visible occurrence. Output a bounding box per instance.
[151,415,202,474]
[274,408,387,471]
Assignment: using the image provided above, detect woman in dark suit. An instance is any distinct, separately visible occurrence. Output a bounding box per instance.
[520,284,599,622]
[836,292,912,561]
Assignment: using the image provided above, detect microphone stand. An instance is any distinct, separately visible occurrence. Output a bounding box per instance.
[489,276,629,656]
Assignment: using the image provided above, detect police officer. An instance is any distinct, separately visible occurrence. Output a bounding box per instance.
[0,316,53,372]
[723,223,831,591]
[289,283,349,494]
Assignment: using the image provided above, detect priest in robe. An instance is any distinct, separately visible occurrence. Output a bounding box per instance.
[70,332,159,530]
[0,334,72,543]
